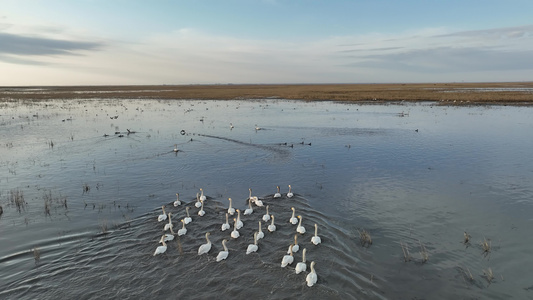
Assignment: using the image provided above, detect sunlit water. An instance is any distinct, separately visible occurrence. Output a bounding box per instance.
[1,98,532,299]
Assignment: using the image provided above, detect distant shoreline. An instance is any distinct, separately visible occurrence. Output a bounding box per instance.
[2,82,533,105]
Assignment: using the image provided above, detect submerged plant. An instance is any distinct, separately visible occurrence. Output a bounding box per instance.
[400,242,411,262]
[419,240,429,263]
[463,231,471,244]
[481,236,491,259]
[483,267,495,285]
[33,247,41,263]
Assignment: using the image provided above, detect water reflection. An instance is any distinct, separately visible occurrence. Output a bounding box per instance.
[1,99,532,299]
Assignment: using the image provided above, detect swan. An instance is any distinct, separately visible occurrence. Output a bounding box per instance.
[153,235,167,256]
[287,185,294,198]
[184,206,192,224]
[231,218,240,239]
[311,223,321,245]
[281,244,294,267]
[227,198,235,215]
[244,198,253,215]
[306,261,317,287]
[198,200,205,217]
[216,239,229,262]
[287,234,299,253]
[246,232,259,254]
[256,221,264,240]
[173,193,181,207]
[289,207,298,225]
[157,206,167,222]
[177,219,187,236]
[163,227,175,242]
[274,186,281,198]
[195,193,202,208]
[268,215,276,232]
[236,209,243,229]
[297,215,306,234]
[254,198,264,207]
[262,205,270,222]
[197,232,212,255]
[248,188,259,202]
[173,144,178,152]
[295,248,307,274]
[221,213,230,231]
[164,212,173,231]
[199,188,206,201]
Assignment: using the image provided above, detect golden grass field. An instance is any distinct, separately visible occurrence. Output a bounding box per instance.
[2,82,533,105]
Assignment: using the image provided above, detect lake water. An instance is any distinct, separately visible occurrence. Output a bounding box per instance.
[1,97,532,299]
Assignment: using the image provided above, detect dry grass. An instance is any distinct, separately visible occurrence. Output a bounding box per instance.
[463,231,471,244]
[400,242,411,262]
[483,267,495,285]
[419,240,429,263]
[2,83,533,105]
[33,247,41,263]
[481,237,492,259]
[9,189,26,213]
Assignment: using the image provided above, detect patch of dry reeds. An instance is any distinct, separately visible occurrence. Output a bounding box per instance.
[419,240,429,263]
[33,247,41,263]
[400,242,411,262]
[357,229,372,248]
[9,188,26,213]
[481,237,492,259]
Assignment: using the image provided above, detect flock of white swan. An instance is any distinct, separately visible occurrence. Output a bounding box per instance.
[152,185,320,287]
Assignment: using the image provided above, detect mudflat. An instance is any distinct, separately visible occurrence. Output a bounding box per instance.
[2,82,533,105]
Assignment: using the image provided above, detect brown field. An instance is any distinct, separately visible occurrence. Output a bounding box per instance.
[2,82,533,105]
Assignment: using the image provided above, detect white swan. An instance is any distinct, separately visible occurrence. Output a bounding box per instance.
[256,221,264,240]
[153,235,167,256]
[184,206,192,224]
[164,212,173,231]
[231,218,240,239]
[221,213,230,231]
[311,223,321,245]
[177,219,187,236]
[236,209,243,229]
[244,198,253,215]
[246,232,259,254]
[287,234,299,253]
[173,144,178,152]
[289,207,298,225]
[157,205,167,222]
[268,215,276,232]
[248,188,258,202]
[262,205,270,222]
[195,193,202,208]
[295,248,307,274]
[227,197,235,215]
[281,244,294,267]
[287,185,294,198]
[274,186,281,198]
[198,232,212,255]
[163,227,175,242]
[297,215,306,234]
[198,199,205,217]
[306,261,317,287]
[216,239,229,262]
[173,193,181,207]
[199,188,206,201]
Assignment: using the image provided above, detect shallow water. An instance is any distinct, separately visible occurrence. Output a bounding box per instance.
[1,97,532,299]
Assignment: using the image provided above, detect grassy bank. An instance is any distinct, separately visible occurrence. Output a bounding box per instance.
[2,82,533,105]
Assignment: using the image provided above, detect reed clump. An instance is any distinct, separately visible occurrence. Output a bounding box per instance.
[481,237,491,258]
[400,242,411,262]
[9,188,26,213]
[357,229,373,247]
[419,240,429,263]
[33,247,41,263]
[483,268,495,285]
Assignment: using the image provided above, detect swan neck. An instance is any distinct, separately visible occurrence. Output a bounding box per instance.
[315,224,318,236]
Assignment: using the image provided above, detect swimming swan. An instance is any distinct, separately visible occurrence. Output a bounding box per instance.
[289,207,298,225]
[246,232,259,254]
[297,215,306,234]
[268,215,276,232]
[198,199,205,217]
[184,206,192,224]
[227,198,235,215]
[306,261,317,287]
[244,198,253,215]
[287,185,294,198]
[177,219,187,236]
[157,206,167,222]
[311,223,321,245]
[199,188,206,201]
[221,213,230,231]
[274,186,281,198]
[295,248,307,274]
[236,209,243,229]
[163,227,175,242]
[195,193,202,208]
[231,218,240,239]
[287,234,299,253]
[216,239,229,262]
[173,193,181,207]
[198,232,212,255]
[281,244,294,267]
[164,212,173,231]
[262,205,270,222]
[256,221,264,240]
[153,235,167,256]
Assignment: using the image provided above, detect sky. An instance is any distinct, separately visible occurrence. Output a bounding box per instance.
[1,0,533,85]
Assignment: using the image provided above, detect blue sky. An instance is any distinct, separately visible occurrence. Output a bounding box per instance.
[1,0,533,85]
